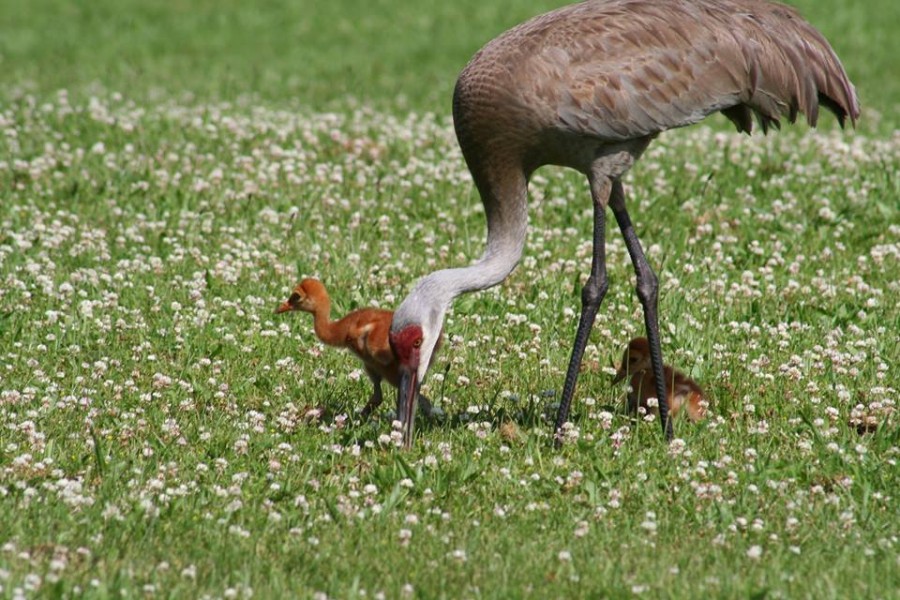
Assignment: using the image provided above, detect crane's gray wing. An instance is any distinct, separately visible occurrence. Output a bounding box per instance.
[519,0,857,141]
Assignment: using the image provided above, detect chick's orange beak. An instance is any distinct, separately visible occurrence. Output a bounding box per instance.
[275,300,294,314]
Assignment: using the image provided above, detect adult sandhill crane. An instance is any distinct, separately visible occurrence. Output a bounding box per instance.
[276,279,437,419]
[388,0,859,447]
[613,337,708,422]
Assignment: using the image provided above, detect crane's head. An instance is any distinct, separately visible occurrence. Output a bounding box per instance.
[275,278,326,314]
[389,282,447,447]
[612,337,652,384]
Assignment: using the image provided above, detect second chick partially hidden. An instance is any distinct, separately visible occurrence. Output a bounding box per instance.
[613,337,707,422]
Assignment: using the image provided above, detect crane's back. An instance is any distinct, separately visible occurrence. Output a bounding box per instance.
[452,0,858,177]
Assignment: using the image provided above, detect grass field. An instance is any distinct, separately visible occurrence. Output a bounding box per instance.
[1,0,898,598]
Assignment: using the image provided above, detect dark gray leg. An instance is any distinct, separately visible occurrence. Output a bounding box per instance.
[360,373,384,419]
[609,180,673,441]
[360,373,434,419]
[554,176,611,445]
[416,393,435,418]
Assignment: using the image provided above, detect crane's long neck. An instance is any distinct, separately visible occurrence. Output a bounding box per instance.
[392,161,528,383]
[417,165,528,307]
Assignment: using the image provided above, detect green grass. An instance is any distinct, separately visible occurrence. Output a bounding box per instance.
[1,1,899,598]
[2,0,899,127]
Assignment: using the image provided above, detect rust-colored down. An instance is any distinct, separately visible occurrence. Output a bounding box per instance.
[614,337,707,422]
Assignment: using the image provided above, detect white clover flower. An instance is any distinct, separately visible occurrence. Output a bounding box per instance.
[398,529,412,545]
[450,549,467,562]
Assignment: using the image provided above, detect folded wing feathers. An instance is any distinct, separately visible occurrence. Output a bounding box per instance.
[552,1,859,139]
[734,3,859,132]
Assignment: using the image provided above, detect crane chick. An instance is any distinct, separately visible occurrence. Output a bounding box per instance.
[276,278,437,421]
[613,337,707,422]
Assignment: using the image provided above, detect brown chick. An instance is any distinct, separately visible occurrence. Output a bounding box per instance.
[612,337,707,422]
[276,278,437,418]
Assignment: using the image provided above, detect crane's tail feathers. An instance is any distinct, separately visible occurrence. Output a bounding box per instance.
[725,3,859,134]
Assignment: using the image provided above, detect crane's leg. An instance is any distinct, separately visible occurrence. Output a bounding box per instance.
[554,176,611,446]
[609,180,673,441]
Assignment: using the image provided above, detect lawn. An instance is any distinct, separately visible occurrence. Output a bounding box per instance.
[1,0,898,598]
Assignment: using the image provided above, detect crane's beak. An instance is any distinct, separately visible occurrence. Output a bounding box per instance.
[612,364,627,384]
[274,300,293,314]
[397,367,420,448]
